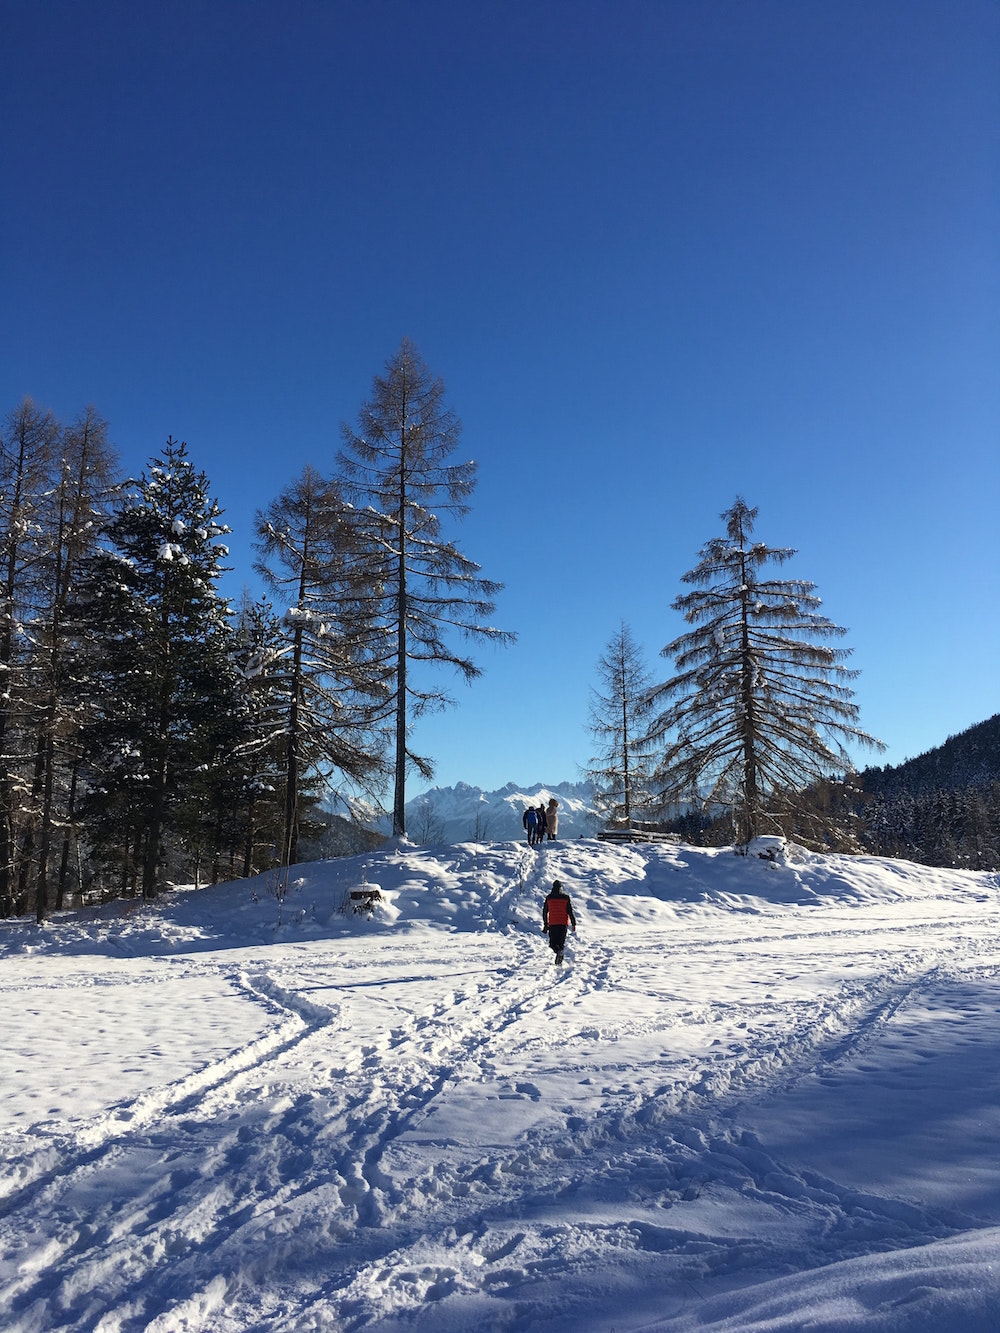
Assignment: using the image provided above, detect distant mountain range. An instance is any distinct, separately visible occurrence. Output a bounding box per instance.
[354,780,599,845]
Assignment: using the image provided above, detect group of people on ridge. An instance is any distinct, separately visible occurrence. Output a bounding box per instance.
[522,797,559,846]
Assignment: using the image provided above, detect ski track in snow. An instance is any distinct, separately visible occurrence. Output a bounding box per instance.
[1,840,999,1331]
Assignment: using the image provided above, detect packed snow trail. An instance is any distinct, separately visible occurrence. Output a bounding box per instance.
[1,839,1000,1330]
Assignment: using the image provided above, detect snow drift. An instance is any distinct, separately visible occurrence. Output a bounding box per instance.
[2,837,999,1331]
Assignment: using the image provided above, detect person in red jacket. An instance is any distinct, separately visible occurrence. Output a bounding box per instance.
[542,879,577,965]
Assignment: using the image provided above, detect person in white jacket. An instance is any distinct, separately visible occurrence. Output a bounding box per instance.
[545,798,559,841]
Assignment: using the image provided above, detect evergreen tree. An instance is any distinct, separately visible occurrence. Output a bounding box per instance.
[585,622,656,828]
[80,439,232,897]
[254,466,388,867]
[646,498,883,845]
[172,623,254,889]
[338,339,514,837]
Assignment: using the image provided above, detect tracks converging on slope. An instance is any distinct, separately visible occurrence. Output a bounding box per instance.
[3,855,1000,1332]
[1,931,607,1330]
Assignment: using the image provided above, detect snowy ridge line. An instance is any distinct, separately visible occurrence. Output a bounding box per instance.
[239,966,340,1027]
[506,844,556,926]
[0,969,149,994]
[678,961,943,1112]
[466,851,527,933]
[322,1202,950,1333]
[623,952,917,1121]
[935,958,1000,985]
[0,952,256,995]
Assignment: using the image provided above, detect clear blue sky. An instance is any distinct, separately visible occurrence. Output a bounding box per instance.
[4,0,997,796]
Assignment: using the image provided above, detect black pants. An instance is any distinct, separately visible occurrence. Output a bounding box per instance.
[547,925,567,954]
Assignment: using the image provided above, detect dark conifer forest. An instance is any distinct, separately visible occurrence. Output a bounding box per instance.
[1,343,513,920]
[855,713,1000,870]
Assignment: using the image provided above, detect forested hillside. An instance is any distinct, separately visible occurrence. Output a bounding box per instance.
[861,713,1000,796]
[663,715,1000,871]
[856,714,1000,870]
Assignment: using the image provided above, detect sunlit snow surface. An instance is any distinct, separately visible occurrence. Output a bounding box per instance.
[2,839,1000,1331]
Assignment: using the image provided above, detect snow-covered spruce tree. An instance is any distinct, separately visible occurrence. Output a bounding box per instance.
[585,622,656,829]
[171,623,259,890]
[0,399,61,915]
[80,439,233,898]
[645,498,883,847]
[338,339,514,838]
[254,466,389,867]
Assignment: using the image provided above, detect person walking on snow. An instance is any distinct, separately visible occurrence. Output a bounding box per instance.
[542,879,576,965]
[545,797,559,841]
[523,806,538,846]
[536,804,547,842]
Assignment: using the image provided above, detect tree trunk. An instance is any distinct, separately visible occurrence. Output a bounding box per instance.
[242,793,256,879]
[392,581,407,837]
[284,618,304,866]
[143,682,171,900]
[738,550,760,844]
[392,439,408,839]
[620,653,631,826]
[35,735,55,923]
[56,755,80,911]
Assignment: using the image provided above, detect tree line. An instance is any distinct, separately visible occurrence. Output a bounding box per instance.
[854,713,1000,869]
[1,340,513,921]
[8,369,977,922]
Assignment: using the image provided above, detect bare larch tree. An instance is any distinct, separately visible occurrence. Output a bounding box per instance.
[338,339,514,837]
[646,498,883,845]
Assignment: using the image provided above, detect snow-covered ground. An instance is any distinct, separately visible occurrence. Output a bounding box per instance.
[2,838,1000,1332]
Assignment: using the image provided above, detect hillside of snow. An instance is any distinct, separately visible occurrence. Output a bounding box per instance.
[3,838,1000,1331]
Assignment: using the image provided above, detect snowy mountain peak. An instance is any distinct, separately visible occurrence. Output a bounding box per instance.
[405,779,597,843]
